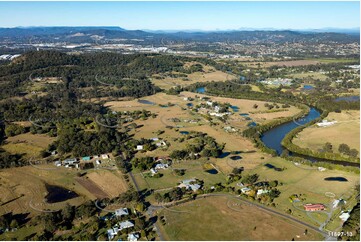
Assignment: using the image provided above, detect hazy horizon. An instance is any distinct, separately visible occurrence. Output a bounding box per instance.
[0,1,359,30]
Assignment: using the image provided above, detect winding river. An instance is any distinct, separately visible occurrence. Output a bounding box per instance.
[261,107,359,167]
[261,107,321,155]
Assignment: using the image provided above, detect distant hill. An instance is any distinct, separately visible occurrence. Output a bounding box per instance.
[0,26,358,44]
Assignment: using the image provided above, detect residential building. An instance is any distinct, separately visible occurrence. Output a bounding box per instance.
[304,204,325,211]
[115,208,129,217]
[127,233,140,241]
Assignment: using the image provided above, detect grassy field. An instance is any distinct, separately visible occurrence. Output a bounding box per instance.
[293,110,360,154]
[159,196,324,241]
[0,165,127,217]
[244,157,360,227]
[133,158,227,191]
[150,62,235,90]
[2,133,56,159]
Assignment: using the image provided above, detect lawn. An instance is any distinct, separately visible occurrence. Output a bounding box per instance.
[159,196,324,241]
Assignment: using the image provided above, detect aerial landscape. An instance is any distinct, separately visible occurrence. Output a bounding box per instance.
[0,0,360,241]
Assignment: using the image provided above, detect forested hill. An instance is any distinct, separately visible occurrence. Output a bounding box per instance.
[0,27,359,44]
[0,50,200,100]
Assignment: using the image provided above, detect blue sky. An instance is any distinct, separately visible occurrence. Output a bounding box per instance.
[0,1,359,30]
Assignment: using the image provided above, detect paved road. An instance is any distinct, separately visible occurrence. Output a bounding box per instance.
[128,171,140,192]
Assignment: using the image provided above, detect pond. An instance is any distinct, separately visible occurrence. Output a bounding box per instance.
[335,96,360,102]
[247,122,257,127]
[230,155,242,160]
[138,99,155,105]
[218,152,230,158]
[179,131,189,135]
[230,106,239,112]
[196,87,205,93]
[186,103,193,107]
[324,177,348,182]
[303,85,314,90]
[45,184,79,203]
[205,169,218,174]
[239,113,249,117]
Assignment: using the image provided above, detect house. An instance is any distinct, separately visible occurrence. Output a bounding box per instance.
[82,156,91,161]
[156,140,167,147]
[150,137,159,141]
[237,182,244,187]
[304,204,325,211]
[127,233,140,241]
[136,145,144,151]
[257,189,270,196]
[318,167,326,172]
[241,187,252,194]
[333,199,346,208]
[107,227,120,240]
[178,178,202,191]
[119,220,134,230]
[63,158,78,165]
[51,150,57,156]
[150,168,157,174]
[95,160,101,165]
[155,163,168,170]
[206,101,213,106]
[339,212,350,222]
[317,120,337,127]
[101,154,109,159]
[54,160,62,167]
[115,208,129,217]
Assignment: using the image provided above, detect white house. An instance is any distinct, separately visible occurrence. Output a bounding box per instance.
[101,154,109,159]
[115,208,129,217]
[257,189,270,196]
[155,163,168,170]
[119,220,134,230]
[107,227,120,240]
[127,233,140,241]
[318,167,326,172]
[339,212,350,222]
[178,178,201,191]
[136,145,144,151]
[317,120,337,127]
[241,187,251,194]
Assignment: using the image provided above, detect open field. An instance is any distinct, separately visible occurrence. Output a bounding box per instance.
[0,166,88,217]
[2,133,56,159]
[0,165,127,217]
[159,196,324,241]
[80,170,128,198]
[245,157,360,227]
[132,158,227,191]
[293,110,360,154]
[151,62,235,90]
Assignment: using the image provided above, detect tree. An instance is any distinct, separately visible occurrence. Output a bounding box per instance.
[349,149,359,158]
[323,142,333,153]
[339,143,351,155]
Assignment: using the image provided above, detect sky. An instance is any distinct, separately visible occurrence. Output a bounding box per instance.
[0,1,359,30]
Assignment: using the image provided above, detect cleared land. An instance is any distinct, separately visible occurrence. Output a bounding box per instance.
[150,62,235,90]
[0,165,127,216]
[293,110,360,154]
[2,133,56,159]
[159,196,323,241]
